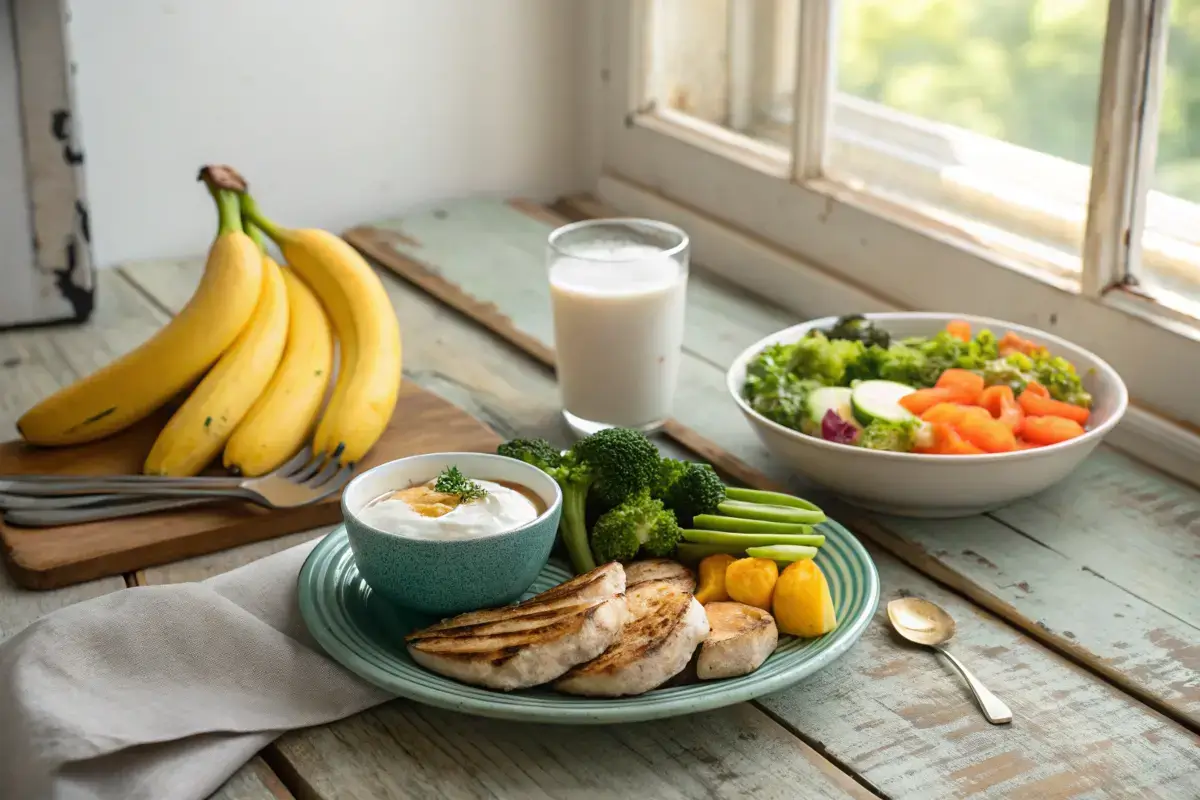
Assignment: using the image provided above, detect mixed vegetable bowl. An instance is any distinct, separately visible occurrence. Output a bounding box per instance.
[741,315,1096,455]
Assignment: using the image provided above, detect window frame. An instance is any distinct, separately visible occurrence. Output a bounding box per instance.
[594,0,1200,444]
[1,0,94,330]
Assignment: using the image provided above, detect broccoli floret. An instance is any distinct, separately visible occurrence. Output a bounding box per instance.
[655,459,726,526]
[573,427,662,509]
[859,418,919,452]
[873,343,937,387]
[789,333,866,385]
[590,489,683,563]
[497,428,661,575]
[496,438,562,470]
[652,458,690,498]
[498,438,592,574]
[1033,355,1092,408]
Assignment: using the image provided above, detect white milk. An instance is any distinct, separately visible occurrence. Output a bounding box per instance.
[549,243,687,429]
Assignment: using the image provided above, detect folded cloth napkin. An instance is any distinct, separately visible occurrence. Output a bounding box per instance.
[0,537,392,800]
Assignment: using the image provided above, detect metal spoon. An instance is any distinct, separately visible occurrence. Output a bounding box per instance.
[887,597,1013,725]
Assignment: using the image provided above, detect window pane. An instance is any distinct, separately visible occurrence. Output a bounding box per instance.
[648,0,794,153]
[1138,5,1200,316]
[830,0,1107,275]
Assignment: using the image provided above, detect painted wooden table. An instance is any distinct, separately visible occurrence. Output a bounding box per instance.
[1,197,1198,800]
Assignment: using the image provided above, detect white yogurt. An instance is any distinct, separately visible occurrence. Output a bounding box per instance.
[550,242,687,428]
[358,480,540,541]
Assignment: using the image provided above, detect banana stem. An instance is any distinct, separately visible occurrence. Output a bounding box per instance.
[197,166,247,236]
[210,187,243,235]
[245,221,267,253]
[240,194,282,242]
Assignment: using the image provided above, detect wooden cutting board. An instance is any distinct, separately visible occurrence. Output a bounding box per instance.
[0,383,501,589]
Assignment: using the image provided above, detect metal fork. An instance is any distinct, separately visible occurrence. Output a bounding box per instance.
[0,448,354,527]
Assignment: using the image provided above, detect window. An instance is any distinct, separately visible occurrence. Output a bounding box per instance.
[596,0,1200,438]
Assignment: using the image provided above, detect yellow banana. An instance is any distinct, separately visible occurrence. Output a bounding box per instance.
[244,195,401,465]
[223,266,334,476]
[311,284,357,459]
[144,249,289,476]
[17,170,261,446]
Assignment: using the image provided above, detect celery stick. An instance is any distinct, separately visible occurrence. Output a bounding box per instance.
[692,514,812,535]
[716,500,826,524]
[746,544,818,562]
[682,529,826,548]
[724,487,825,513]
[675,542,748,562]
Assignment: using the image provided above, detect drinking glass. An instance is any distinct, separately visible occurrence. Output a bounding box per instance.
[547,218,690,437]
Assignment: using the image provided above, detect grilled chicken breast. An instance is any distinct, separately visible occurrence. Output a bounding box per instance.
[406,563,629,691]
[696,602,778,680]
[625,559,696,593]
[555,579,709,697]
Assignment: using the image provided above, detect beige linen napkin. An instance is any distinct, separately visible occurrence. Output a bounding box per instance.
[0,537,392,800]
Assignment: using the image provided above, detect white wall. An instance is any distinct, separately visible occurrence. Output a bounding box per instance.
[68,0,587,267]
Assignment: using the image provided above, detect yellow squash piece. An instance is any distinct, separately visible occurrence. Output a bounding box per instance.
[223,267,334,476]
[244,195,401,465]
[144,249,289,476]
[724,557,778,611]
[694,554,736,604]
[17,173,261,446]
[772,560,838,638]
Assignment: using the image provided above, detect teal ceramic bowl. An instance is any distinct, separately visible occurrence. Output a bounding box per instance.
[341,452,562,616]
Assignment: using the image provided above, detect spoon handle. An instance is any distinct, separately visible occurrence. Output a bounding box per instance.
[936,646,1013,725]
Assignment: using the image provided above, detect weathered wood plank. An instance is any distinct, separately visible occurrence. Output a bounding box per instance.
[270,702,875,800]
[209,756,293,800]
[0,560,123,644]
[352,198,1200,730]
[762,546,1200,798]
[988,448,1200,628]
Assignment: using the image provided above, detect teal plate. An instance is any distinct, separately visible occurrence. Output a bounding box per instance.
[299,520,879,724]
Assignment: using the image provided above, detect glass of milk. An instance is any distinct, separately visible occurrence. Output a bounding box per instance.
[547,218,689,437]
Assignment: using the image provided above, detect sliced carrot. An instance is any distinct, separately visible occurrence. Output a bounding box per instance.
[934,369,985,399]
[998,331,1045,357]
[979,385,1024,433]
[945,438,985,456]
[900,389,953,416]
[1014,439,1040,450]
[1018,390,1090,425]
[914,422,984,455]
[921,403,968,424]
[901,387,979,416]
[922,403,990,425]
[946,320,971,342]
[1024,381,1050,398]
[956,415,1018,453]
[1022,415,1086,446]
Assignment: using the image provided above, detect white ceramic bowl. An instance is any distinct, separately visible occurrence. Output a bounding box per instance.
[726,313,1128,517]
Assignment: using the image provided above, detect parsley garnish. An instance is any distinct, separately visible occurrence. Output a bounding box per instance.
[433,465,488,502]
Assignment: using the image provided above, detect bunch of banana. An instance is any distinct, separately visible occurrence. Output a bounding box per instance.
[17,164,403,478]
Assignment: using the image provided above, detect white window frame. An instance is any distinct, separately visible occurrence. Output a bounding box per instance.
[592,0,1200,474]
